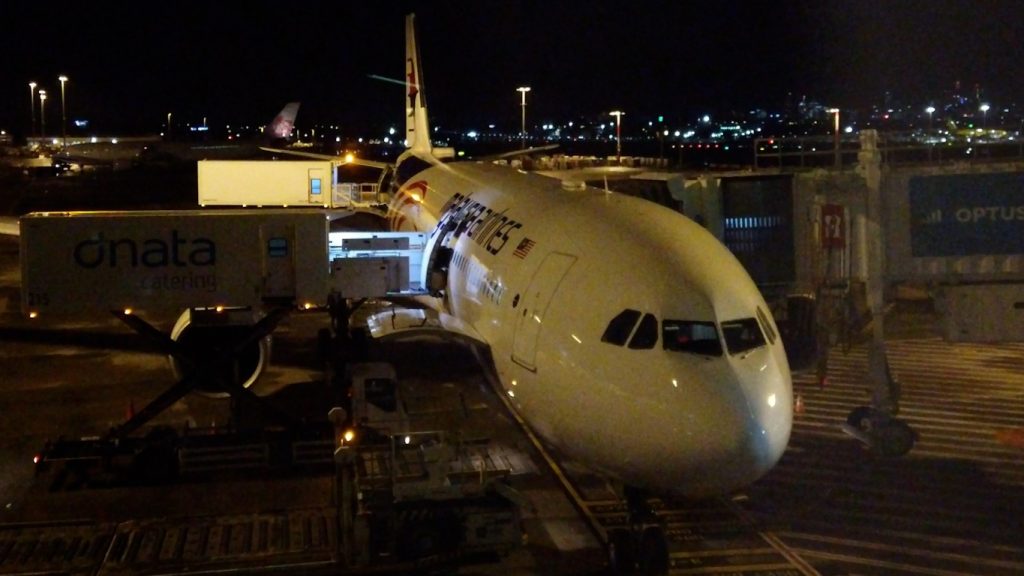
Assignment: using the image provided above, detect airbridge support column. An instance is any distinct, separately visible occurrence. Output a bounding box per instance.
[857,130,894,404]
[843,129,916,456]
[857,130,885,347]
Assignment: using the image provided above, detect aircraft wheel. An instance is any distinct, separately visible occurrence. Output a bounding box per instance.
[847,406,916,457]
[875,419,917,457]
[606,528,635,574]
[638,526,669,575]
[846,405,875,431]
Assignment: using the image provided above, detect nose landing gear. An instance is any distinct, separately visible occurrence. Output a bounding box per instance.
[840,341,917,457]
[606,487,669,575]
[842,406,917,457]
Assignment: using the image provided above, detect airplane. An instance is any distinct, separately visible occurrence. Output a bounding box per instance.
[50,102,301,170]
[267,14,794,569]
[942,119,1008,142]
[399,11,790,496]
[265,102,301,142]
[6,15,793,571]
[49,136,159,172]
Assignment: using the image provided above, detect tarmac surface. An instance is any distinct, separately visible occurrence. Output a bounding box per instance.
[1,166,1023,575]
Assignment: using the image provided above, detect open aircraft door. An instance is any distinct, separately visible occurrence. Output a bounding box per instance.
[512,252,577,371]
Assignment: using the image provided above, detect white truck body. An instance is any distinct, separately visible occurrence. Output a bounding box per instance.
[198,160,338,208]
[20,209,330,317]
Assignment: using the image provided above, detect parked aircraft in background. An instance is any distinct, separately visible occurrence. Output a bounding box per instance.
[49,103,301,170]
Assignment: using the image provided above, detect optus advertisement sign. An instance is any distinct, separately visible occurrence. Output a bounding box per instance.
[909,172,1024,257]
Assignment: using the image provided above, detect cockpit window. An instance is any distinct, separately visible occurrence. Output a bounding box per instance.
[602,309,642,346]
[627,313,658,349]
[755,306,777,345]
[721,318,767,355]
[663,320,722,356]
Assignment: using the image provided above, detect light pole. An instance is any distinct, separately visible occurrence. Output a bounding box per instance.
[828,108,840,168]
[610,110,624,164]
[58,75,68,148]
[925,106,936,161]
[979,103,990,128]
[29,82,37,137]
[39,90,47,138]
[516,86,531,149]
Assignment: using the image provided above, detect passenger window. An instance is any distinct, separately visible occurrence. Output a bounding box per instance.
[721,318,767,355]
[663,320,722,356]
[628,314,658,349]
[755,306,777,345]
[601,309,642,346]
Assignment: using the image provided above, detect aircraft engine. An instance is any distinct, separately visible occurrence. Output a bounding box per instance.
[167,308,271,397]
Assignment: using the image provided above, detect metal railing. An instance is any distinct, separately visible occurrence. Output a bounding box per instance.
[334,182,387,207]
[754,133,1024,170]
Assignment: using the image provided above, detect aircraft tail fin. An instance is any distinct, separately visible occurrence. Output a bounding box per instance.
[405,14,432,155]
[267,102,301,141]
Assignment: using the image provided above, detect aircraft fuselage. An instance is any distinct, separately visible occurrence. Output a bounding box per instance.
[389,155,793,497]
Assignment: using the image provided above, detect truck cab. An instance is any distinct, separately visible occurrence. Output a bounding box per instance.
[346,362,409,439]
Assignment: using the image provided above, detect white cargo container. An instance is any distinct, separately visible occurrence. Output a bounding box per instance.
[20,209,330,317]
[198,160,338,208]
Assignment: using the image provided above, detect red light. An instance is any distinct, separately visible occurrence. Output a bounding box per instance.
[32,455,40,465]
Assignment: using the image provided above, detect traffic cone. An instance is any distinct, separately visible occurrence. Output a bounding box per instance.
[996,428,1024,449]
[795,394,805,415]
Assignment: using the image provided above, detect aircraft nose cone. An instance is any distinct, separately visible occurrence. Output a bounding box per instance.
[646,352,792,498]
[732,351,793,485]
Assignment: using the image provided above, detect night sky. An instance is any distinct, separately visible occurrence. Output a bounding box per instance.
[2,0,1022,137]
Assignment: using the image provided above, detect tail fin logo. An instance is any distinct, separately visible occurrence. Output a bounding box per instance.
[407,59,419,118]
[267,102,300,140]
